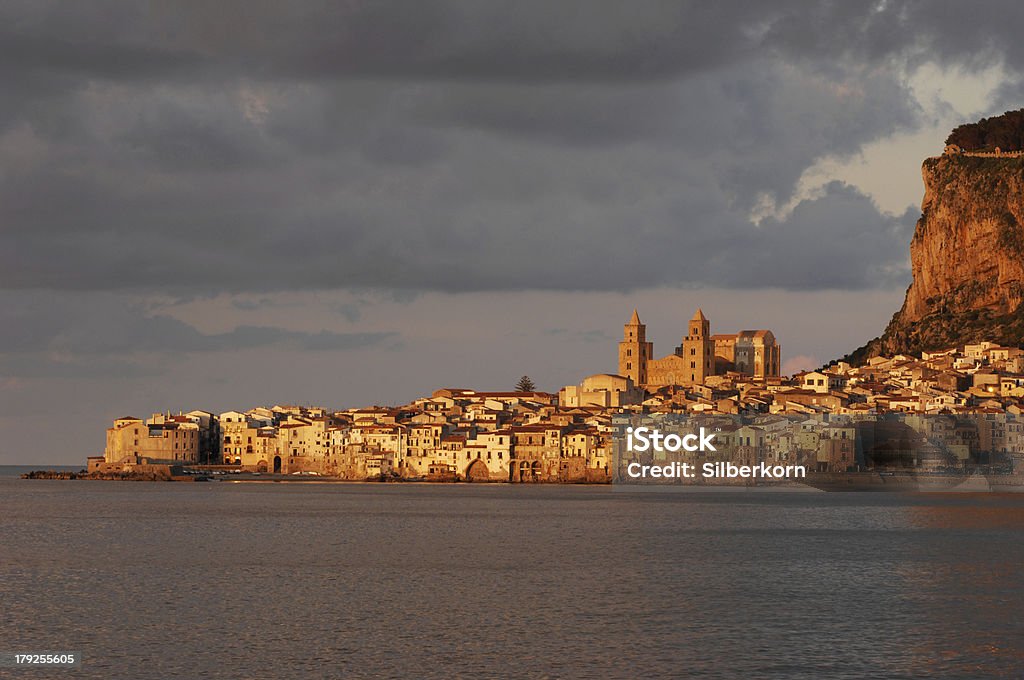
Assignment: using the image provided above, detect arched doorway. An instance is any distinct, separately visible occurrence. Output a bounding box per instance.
[465,459,490,482]
[517,460,533,482]
[273,456,282,473]
[257,460,268,473]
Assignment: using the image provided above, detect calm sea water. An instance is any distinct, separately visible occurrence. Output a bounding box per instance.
[3,469,1024,679]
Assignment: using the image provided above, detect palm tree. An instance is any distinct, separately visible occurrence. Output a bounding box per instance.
[515,375,536,392]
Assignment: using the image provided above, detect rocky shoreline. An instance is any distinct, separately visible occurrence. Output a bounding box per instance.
[21,469,194,482]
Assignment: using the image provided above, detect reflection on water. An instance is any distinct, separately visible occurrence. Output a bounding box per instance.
[896,498,1024,676]
[3,478,1024,679]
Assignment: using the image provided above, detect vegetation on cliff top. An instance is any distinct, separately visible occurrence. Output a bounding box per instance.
[946,109,1024,152]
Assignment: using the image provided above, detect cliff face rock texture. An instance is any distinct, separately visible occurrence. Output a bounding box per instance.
[849,152,1024,362]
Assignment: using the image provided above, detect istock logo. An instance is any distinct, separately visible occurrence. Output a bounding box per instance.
[625,427,717,453]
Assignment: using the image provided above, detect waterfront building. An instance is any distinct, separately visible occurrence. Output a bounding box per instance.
[104,415,200,464]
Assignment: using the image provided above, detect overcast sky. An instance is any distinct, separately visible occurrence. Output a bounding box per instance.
[2,1,1022,463]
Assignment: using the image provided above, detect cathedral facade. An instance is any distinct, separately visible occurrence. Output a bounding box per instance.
[617,308,781,388]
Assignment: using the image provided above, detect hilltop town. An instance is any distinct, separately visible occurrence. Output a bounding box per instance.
[82,307,1024,483]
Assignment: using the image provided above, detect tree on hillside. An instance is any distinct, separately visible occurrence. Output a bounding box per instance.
[515,375,536,392]
[946,109,1024,152]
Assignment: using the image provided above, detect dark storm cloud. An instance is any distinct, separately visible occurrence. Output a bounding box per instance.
[0,1,1018,295]
[5,2,1021,86]
[0,293,396,370]
[0,3,789,85]
[721,183,918,289]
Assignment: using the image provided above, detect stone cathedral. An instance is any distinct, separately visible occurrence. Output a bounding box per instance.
[617,308,781,388]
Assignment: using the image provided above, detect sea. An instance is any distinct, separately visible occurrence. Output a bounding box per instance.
[3,466,1024,679]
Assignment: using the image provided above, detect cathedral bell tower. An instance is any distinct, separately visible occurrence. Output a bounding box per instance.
[618,309,652,386]
[680,308,713,385]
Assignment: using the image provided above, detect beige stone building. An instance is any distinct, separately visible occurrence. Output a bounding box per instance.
[241,428,280,472]
[399,422,448,476]
[104,415,200,464]
[462,429,512,480]
[559,373,644,408]
[219,410,253,465]
[510,424,563,482]
[712,330,781,378]
[800,371,847,393]
[278,417,331,473]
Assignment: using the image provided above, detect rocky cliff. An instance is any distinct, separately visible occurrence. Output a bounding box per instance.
[847,152,1024,362]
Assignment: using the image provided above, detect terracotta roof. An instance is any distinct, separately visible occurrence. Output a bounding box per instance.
[511,424,561,432]
[470,391,555,398]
